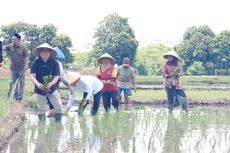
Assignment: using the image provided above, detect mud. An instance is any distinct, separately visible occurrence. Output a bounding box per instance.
[0,103,26,151]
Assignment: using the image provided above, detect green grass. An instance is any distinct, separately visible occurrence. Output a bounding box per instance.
[0,78,12,120]
[0,77,34,120]
[131,90,230,101]
[1,75,230,120]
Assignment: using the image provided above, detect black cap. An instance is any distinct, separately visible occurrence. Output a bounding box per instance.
[13,33,21,39]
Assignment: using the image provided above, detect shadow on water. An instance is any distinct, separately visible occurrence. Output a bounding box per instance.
[5,105,230,153]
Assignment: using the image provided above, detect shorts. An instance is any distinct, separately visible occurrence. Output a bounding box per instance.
[118,87,132,96]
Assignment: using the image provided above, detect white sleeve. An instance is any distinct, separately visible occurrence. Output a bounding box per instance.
[67,92,76,108]
[58,61,65,79]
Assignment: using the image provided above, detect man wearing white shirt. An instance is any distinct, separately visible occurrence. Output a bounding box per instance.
[67,75,103,115]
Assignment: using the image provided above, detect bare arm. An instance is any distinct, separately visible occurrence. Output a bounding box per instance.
[30,73,43,89]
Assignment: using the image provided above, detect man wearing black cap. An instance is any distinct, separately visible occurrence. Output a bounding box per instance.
[3,33,29,103]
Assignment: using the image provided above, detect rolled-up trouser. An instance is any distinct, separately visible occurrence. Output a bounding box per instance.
[165,87,188,110]
[36,90,63,114]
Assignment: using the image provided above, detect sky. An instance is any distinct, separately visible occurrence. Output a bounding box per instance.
[1,0,230,51]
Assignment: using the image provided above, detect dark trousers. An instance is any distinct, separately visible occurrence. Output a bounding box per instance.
[83,91,102,115]
[165,87,188,110]
[102,90,119,112]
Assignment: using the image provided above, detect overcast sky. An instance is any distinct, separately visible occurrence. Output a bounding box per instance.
[1,0,230,51]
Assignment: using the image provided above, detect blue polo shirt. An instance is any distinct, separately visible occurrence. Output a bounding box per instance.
[31,57,60,95]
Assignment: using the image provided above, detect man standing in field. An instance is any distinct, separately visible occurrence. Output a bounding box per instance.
[30,43,63,121]
[117,57,136,104]
[3,33,29,103]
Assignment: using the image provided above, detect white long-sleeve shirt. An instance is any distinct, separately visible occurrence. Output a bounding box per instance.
[67,75,103,108]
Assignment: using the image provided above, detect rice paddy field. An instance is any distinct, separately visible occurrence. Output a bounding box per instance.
[5,106,230,153]
[1,75,230,153]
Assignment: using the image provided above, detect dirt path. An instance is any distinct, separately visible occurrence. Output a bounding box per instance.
[0,103,26,151]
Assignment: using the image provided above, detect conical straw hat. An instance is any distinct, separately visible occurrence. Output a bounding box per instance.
[65,71,81,84]
[163,50,180,60]
[32,43,56,57]
[97,53,115,65]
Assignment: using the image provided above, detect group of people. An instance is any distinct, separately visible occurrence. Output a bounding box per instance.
[0,33,188,122]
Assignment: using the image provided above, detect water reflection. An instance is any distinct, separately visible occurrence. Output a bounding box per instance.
[162,113,189,153]
[34,122,62,153]
[5,107,230,153]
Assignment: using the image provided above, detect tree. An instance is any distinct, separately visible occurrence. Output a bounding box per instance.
[215,30,230,74]
[176,25,217,75]
[0,22,41,65]
[92,13,138,65]
[1,22,73,65]
[51,34,73,64]
[186,62,205,75]
[136,44,171,75]
[40,23,57,45]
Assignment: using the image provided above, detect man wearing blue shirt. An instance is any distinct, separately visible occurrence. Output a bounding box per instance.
[30,43,63,121]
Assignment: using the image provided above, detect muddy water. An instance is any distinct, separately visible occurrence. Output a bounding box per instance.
[5,105,230,153]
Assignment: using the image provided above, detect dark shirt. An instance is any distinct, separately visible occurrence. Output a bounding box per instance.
[4,43,29,71]
[30,57,60,95]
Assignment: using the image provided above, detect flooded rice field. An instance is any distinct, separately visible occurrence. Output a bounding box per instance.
[5,105,230,153]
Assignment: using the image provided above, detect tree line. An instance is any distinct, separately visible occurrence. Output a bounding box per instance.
[0,22,74,65]
[1,14,230,75]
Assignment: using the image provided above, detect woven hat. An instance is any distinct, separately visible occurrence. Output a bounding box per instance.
[65,71,81,84]
[163,50,180,60]
[32,43,56,57]
[97,53,115,65]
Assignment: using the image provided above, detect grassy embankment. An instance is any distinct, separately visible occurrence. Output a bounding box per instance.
[1,75,230,120]
[131,75,230,101]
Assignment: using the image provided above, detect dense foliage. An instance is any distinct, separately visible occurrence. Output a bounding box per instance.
[0,22,73,65]
[176,25,230,75]
[92,13,138,65]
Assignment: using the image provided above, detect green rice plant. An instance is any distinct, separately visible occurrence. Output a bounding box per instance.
[43,74,53,85]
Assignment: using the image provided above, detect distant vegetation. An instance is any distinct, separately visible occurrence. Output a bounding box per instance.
[1,15,230,76]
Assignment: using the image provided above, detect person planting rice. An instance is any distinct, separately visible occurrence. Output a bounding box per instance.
[30,43,63,121]
[162,50,188,113]
[66,73,103,115]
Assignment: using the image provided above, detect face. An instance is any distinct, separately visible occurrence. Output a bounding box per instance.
[123,60,130,67]
[40,49,51,62]
[166,55,174,62]
[101,58,111,65]
[12,36,20,45]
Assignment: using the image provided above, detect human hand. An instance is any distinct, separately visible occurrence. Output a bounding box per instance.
[80,99,90,108]
[131,86,136,92]
[37,83,44,90]
[64,107,70,115]
[101,80,115,86]
[23,66,28,72]
[44,82,53,90]
[70,82,76,87]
